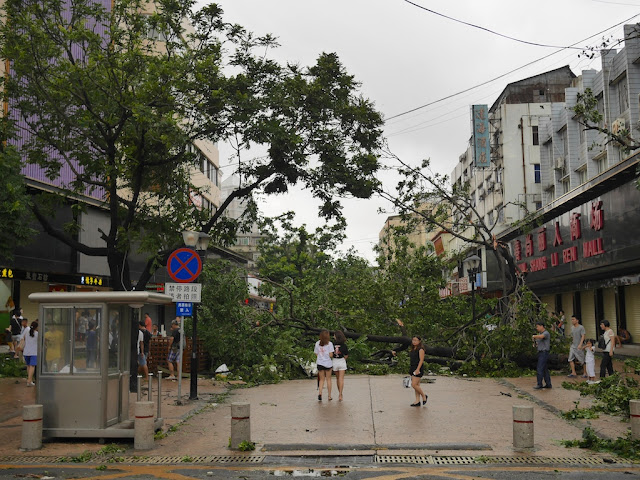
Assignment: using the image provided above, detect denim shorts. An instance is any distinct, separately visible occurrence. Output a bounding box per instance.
[138,353,147,367]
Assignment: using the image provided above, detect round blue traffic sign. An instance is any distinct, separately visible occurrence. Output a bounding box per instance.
[167,248,202,283]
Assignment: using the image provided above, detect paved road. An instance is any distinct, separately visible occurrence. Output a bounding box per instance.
[0,462,639,479]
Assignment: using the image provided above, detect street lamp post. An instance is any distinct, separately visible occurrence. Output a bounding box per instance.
[463,254,481,324]
[182,230,210,401]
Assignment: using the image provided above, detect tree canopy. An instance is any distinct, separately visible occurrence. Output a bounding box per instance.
[1,0,384,289]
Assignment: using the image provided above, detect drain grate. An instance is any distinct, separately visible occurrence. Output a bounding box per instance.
[375,455,612,466]
[0,455,265,465]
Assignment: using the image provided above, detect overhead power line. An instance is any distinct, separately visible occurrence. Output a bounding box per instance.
[385,11,640,122]
[402,0,585,50]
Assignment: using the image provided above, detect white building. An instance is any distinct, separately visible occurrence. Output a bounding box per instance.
[220,175,264,268]
[449,67,575,291]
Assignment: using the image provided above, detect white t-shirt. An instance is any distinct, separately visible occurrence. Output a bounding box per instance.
[604,329,615,353]
[137,330,144,355]
[23,328,38,357]
[314,341,334,368]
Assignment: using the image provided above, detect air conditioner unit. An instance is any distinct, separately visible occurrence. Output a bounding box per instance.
[611,117,626,135]
[554,157,565,170]
[478,187,486,199]
[486,181,495,192]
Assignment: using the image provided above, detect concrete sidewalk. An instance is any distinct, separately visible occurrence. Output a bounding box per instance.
[0,367,633,459]
[152,373,629,458]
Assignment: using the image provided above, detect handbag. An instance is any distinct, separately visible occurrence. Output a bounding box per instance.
[402,376,411,388]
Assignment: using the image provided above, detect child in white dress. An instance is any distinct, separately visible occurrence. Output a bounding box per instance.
[584,339,597,384]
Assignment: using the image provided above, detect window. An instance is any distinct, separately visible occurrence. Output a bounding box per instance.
[535,201,543,210]
[596,94,605,129]
[618,76,629,114]
[497,204,504,223]
[578,167,587,185]
[596,155,607,174]
[487,211,494,226]
[42,306,103,374]
[562,179,570,194]
[237,237,249,246]
[532,126,539,146]
[534,164,541,184]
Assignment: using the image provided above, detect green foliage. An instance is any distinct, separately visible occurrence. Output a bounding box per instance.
[97,444,126,456]
[562,427,640,460]
[237,441,256,451]
[0,146,35,259]
[0,356,26,378]
[561,374,640,417]
[561,401,600,420]
[181,456,194,463]
[457,358,528,378]
[57,450,93,463]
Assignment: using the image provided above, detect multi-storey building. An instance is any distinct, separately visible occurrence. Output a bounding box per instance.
[502,25,640,342]
[449,67,575,291]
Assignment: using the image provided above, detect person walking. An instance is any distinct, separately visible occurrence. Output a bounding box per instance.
[9,309,23,359]
[314,329,334,401]
[532,321,552,389]
[167,319,181,380]
[567,315,585,378]
[332,331,349,401]
[137,321,149,381]
[144,313,153,333]
[599,320,615,378]
[394,336,428,406]
[23,321,38,386]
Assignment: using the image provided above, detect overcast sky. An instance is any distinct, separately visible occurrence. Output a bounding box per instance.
[197,0,640,262]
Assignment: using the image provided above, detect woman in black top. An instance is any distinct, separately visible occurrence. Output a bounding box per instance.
[408,336,428,407]
[332,331,349,401]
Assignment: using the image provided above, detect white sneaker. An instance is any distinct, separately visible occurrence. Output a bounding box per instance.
[27,382,35,387]
[167,376,177,380]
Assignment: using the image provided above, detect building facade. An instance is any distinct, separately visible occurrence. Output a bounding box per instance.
[501,25,640,342]
[449,67,576,291]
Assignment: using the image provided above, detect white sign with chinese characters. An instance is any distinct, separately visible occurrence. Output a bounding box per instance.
[165,283,201,303]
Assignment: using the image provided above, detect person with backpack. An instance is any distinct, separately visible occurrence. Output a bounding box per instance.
[137,320,149,380]
[599,320,615,378]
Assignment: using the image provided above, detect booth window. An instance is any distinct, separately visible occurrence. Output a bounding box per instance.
[43,306,102,374]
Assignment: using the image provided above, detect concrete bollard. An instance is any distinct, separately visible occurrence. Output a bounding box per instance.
[230,403,251,449]
[630,400,640,440]
[513,405,534,449]
[134,401,155,451]
[148,373,153,402]
[21,404,43,451]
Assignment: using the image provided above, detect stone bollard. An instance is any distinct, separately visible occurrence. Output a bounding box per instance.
[21,404,43,451]
[513,405,534,449]
[230,403,251,449]
[134,401,155,451]
[631,400,640,440]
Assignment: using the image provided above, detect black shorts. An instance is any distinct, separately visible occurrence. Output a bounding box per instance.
[411,371,423,378]
[317,365,331,371]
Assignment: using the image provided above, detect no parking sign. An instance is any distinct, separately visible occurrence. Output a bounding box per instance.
[167,248,202,283]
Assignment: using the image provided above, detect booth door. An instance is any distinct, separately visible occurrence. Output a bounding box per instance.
[106,306,124,426]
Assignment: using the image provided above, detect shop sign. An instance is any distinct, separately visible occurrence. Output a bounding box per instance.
[513,201,606,274]
[0,268,14,279]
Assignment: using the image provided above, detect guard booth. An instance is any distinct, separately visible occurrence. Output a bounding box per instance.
[28,291,173,438]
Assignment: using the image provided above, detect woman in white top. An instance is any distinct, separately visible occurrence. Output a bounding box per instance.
[314,329,334,401]
[23,321,39,386]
